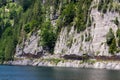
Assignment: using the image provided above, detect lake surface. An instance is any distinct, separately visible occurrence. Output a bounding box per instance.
[0,65,120,80]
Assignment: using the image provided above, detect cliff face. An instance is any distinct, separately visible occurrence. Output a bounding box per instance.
[15,0,120,58]
[1,0,120,70]
[54,0,120,56]
[1,0,120,69]
[0,0,118,63]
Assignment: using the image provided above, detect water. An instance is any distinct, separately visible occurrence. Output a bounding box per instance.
[0,65,120,80]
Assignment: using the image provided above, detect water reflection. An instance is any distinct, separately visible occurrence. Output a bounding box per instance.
[51,67,120,80]
[0,65,120,80]
[85,69,108,80]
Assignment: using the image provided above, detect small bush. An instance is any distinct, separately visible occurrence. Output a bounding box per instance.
[98,0,114,13]
[40,21,57,53]
[116,28,120,47]
[109,39,117,55]
[10,10,17,19]
[114,17,119,26]
[67,38,73,48]
[24,20,39,33]
[24,23,31,33]
[75,0,92,33]
[61,3,75,26]
[106,28,115,45]
[106,28,117,55]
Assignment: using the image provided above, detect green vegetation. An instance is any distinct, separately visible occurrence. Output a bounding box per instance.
[114,17,119,26]
[24,20,38,33]
[109,38,117,54]
[116,28,120,47]
[85,33,92,42]
[40,20,57,53]
[0,1,22,61]
[67,38,73,48]
[44,58,62,65]
[75,0,92,33]
[61,3,75,26]
[0,0,93,62]
[56,0,93,33]
[98,0,108,13]
[106,28,115,46]
[98,0,120,13]
[16,0,34,11]
[106,28,117,55]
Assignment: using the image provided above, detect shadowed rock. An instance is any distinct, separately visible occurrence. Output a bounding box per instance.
[63,54,83,60]
[95,55,120,61]
[21,52,43,58]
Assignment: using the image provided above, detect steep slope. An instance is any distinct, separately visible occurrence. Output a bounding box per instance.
[55,0,120,56]
[14,0,91,58]
[1,0,120,68]
[13,0,120,59]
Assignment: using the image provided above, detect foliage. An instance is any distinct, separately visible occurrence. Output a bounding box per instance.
[0,0,94,60]
[55,0,92,33]
[109,39,117,55]
[106,28,115,46]
[106,28,117,55]
[45,58,61,65]
[116,28,120,47]
[61,3,75,26]
[24,20,39,33]
[17,0,34,11]
[97,0,120,13]
[75,0,92,33]
[98,0,113,13]
[98,0,108,13]
[9,9,17,19]
[116,28,120,37]
[114,17,119,26]
[24,23,30,33]
[40,21,57,53]
[0,27,17,61]
[67,38,73,48]
[0,0,7,6]
[32,0,43,22]
[0,1,21,62]
[85,35,91,42]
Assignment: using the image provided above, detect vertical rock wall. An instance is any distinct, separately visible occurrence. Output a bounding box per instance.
[54,0,120,56]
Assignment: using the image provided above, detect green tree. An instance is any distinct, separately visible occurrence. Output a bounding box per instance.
[24,20,39,33]
[61,3,75,25]
[106,28,115,45]
[17,0,34,11]
[75,0,92,33]
[109,39,117,55]
[4,37,14,61]
[0,0,7,6]
[106,28,117,55]
[32,0,43,22]
[24,23,30,33]
[10,10,17,19]
[116,28,120,47]
[41,21,57,53]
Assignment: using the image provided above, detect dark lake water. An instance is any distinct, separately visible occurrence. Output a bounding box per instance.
[0,65,120,80]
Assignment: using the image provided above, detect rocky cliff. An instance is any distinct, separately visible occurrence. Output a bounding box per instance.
[15,0,120,57]
[1,0,120,69]
[55,0,120,56]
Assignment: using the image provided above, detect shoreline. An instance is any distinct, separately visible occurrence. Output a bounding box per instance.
[4,57,120,70]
